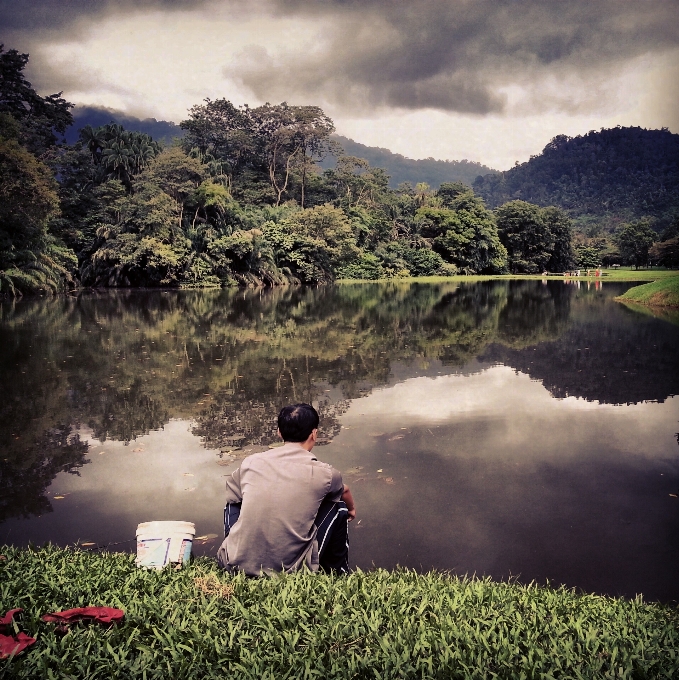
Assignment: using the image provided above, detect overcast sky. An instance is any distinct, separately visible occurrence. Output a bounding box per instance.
[3,0,678,169]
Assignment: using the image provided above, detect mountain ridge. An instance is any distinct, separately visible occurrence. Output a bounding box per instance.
[473,126,679,230]
[325,135,497,188]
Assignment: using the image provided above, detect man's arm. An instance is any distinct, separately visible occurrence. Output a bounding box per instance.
[225,466,243,504]
[341,484,356,522]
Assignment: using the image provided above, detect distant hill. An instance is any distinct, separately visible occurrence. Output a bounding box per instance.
[65,106,185,145]
[325,135,496,189]
[473,127,679,230]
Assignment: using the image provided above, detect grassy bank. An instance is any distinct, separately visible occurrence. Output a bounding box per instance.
[615,275,679,309]
[1,547,678,679]
[339,267,679,285]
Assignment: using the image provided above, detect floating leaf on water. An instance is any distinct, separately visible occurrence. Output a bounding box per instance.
[389,435,404,441]
[369,432,386,437]
[377,469,383,473]
[81,542,96,547]
[133,448,143,452]
[98,451,105,455]
[344,466,364,476]
[670,494,678,498]
[53,496,65,499]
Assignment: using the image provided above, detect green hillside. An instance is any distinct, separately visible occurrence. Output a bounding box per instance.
[473,127,679,231]
[326,135,495,188]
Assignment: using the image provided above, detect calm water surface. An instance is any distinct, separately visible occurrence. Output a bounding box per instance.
[1,281,678,601]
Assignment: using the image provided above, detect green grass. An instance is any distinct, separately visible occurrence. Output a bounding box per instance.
[338,268,679,284]
[595,267,679,282]
[615,275,679,308]
[2,547,678,678]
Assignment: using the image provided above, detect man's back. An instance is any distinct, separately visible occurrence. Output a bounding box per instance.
[217,442,344,576]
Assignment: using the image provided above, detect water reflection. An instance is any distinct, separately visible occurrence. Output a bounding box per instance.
[1,281,678,600]
[338,367,678,600]
[2,421,226,554]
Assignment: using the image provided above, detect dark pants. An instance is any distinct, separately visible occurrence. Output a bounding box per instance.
[223,498,349,574]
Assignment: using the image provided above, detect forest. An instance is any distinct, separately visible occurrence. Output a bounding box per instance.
[1,45,677,298]
[473,127,679,231]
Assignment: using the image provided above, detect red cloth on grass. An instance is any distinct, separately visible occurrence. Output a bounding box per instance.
[41,607,124,625]
[0,609,23,629]
[0,610,36,659]
[0,632,36,659]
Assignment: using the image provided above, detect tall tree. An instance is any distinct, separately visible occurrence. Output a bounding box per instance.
[250,103,301,206]
[542,206,575,272]
[0,138,75,295]
[288,105,337,208]
[615,220,657,269]
[180,99,254,187]
[415,188,507,274]
[0,45,73,154]
[78,123,162,190]
[495,200,555,273]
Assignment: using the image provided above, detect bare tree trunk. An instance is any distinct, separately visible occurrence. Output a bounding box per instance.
[300,142,308,209]
[270,144,298,207]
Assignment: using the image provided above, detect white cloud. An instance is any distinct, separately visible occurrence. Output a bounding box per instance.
[22,4,679,168]
[342,366,678,461]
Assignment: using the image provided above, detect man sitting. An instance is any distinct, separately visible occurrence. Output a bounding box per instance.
[217,403,356,576]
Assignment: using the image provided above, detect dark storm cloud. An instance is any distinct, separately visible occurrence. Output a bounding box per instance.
[3,0,678,115]
[0,0,205,31]
[229,0,679,114]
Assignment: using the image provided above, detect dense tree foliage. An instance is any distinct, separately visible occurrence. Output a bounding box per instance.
[8,44,679,297]
[415,183,507,274]
[0,45,73,155]
[614,220,657,269]
[473,127,679,231]
[495,201,576,274]
[0,46,76,296]
[648,218,679,269]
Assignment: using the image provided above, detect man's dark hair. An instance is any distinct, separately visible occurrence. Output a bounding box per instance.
[278,403,319,442]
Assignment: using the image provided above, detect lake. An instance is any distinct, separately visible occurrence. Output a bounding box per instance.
[1,280,678,602]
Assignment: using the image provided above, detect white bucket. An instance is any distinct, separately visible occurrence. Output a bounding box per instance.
[136,521,195,570]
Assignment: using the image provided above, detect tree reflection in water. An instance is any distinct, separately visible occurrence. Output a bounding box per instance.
[1,280,677,523]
